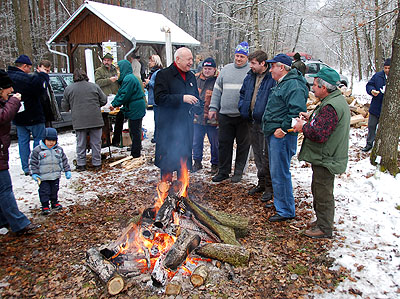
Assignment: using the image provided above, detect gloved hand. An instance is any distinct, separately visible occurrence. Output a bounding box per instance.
[65,171,72,180]
[32,174,41,181]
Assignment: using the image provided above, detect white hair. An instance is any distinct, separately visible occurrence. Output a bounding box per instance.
[316,77,337,92]
[174,47,191,61]
[276,62,291,71]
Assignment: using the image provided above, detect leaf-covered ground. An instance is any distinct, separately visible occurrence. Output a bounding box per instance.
[0,150,350,298]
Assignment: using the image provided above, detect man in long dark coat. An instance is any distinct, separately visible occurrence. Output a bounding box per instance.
[154,47,201,181]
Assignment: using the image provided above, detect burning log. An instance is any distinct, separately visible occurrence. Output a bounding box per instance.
[86,247,125,295]
[196,243,250,267]
[190,265,208,287]
[164,229,201,271]
[183,197,241,246]
[154,196,177,229]
[151,255,167,287]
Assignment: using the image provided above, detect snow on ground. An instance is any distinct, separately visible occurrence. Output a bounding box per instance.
[2,84,400,298]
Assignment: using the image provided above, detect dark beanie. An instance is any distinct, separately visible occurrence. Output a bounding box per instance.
[202,57,216,68]
[44,128,58,141]
[15,54,32,65]
[294,53,301,60]
[0,70,13,89]
[384,58,391,66]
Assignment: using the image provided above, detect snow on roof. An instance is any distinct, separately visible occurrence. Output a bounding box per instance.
[47,0,200,47]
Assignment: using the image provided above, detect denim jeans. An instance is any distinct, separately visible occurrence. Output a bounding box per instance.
[0,170,30,232]
[366,113,379,147]
[16,123,45,173]
[267,134,298,218]
[193,124,219,165]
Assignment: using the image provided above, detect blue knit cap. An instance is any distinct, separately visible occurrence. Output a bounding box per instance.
[235,42,249,56]
[15,55,32,65]
[44,128,58,141]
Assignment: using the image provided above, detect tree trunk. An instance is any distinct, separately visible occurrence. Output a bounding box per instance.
[12,0,33,58]
[353,14,362,80]
[292,18,304,53]
[371,2,400,175]
[374,0,382,71]
[252,0,260,50]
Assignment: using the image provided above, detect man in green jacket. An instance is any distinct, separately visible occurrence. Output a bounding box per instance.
[293,67,350,239]
[262,54,308,222]
[95,53,119,96]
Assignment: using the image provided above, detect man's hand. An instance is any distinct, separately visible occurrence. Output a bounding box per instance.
[110,76,118,83]
[208,111,217,120]
[273,128,286,138]
[293,118,305,133]
[13,93,22,101]
[371,90,380,96]
[183,95,198,105]
[299,111,309,121]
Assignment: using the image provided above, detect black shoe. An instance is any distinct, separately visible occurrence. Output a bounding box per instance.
[93,165,102,171]
[264,202,274,208]
[261,191,273,202]
[75,165,86,172]
[362,145,372,152]
[16,223,41,236]
[51,203,63,211]
[151,138,156,144]
[41,207,51,215]
[212,173,229,182]
[192,160,203,172]
[24,172,30,176]
[248,185,265,195]
[0,223,10,230]
[209,164,218,175]
[231,173,242,183]
[268,214,294,222]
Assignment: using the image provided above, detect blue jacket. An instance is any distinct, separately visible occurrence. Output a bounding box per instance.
[154,63,201,172]
[366,70,386,117]
[7,66,47,126]
[29,141,71,181]
[238,70,276,123]
[147,69,161,106]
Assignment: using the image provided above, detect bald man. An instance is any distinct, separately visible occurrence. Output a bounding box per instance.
[154,47,201,181]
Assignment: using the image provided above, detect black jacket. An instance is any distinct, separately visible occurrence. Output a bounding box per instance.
[154,63,201,172]
[7,66,47,126]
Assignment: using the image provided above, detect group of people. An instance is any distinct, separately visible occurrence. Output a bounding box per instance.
[154,43,353,240]
[0,43,389,239]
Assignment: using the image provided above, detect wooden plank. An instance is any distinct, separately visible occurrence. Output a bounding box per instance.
[109,156,133,167]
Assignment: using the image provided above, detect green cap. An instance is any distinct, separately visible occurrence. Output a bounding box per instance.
[102,53,114,60]
[309,67,340,86]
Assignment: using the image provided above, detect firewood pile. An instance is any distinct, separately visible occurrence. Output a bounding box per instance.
[109,155,147,170]
[307,87,369,128]
[86,176,250,296]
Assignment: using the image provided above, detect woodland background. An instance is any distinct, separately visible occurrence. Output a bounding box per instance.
[0,0,399,84]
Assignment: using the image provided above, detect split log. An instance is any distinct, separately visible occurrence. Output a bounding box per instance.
[154,196,176,228]
[197,203,249,238]
[183,197,241,246]
[350,114,366,126]
[190,265,208,287]
[196,243,250,267]
[109,156,132,167]
[165,270,184,295]
[164,229,201,271]
[86,247,125,295]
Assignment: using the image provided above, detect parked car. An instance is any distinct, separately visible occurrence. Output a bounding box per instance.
[10,73,73,135]
[304,60,348,88]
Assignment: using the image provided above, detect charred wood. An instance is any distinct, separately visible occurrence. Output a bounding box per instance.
[151,255,167,287]
[154,196,176,229]
[164,229,201,271]
[196,243,250,267]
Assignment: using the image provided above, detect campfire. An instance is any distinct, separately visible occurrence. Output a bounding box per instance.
[86,160,250,295]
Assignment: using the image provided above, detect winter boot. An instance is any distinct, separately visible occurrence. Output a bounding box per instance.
[192,160,203,172]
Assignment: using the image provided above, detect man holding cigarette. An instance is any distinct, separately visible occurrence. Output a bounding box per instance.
[293,67,350,238]
[262,54,308,222]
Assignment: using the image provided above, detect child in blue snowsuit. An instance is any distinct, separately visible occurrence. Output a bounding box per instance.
[29,128,71,215]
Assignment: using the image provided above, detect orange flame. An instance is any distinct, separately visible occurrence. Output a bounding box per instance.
[178,159,189,197]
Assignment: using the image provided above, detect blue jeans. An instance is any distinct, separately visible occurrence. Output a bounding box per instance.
[16,123,45,173]
[193,124,219,165]
[0,170,30,232]
[267,134,298,218]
